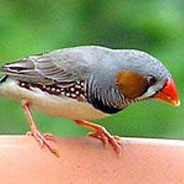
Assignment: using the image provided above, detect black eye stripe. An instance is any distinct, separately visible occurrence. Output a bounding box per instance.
[147,75,157,86]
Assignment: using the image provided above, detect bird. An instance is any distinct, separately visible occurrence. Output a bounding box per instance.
[0,45,180,155]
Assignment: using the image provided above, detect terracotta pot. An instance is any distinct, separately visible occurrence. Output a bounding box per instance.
[0,136,183,184]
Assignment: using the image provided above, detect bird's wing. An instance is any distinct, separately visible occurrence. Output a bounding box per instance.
[0,50,90,87]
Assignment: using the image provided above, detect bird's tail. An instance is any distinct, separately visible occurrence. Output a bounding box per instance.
[0,60,39,83]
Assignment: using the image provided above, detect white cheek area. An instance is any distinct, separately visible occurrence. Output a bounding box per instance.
[0,78,108,120]
[138,81,165,100]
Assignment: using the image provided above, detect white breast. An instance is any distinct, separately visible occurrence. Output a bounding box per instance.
[0,78,109,120]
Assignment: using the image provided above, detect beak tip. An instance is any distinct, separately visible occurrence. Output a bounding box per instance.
[174,99,180,107]
[154,77,180,107]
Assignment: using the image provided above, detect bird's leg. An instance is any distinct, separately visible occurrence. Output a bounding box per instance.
[75,120,122,155]
[22,101,58,156]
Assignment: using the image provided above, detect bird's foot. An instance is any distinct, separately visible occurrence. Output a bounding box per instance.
[26,130,59,157]
[22,101,59,157]
[75,120,122,155]
[88,128,122,154]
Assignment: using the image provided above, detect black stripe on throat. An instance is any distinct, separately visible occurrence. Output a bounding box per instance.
[88,97,123,114]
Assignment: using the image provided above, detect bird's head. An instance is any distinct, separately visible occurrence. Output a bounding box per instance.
[115,50,180,106]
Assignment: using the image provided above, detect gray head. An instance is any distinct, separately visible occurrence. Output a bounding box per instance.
[114,49,179,105]
[86,48,179,115]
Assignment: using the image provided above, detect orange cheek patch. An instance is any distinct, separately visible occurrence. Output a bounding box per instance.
[116,71,148,99]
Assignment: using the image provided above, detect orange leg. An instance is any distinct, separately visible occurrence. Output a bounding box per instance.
[22,101,58,157]
[75,120,122,155]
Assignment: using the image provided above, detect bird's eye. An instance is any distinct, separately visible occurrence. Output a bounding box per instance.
[147,75,157,86]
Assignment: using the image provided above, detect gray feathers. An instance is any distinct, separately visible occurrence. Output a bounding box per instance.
[0,46,111,86]
[85,72,126,114]
[0,45,171,113]
[115,49,171,80]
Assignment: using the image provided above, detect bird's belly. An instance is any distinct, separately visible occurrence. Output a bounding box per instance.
[0,78,108,120]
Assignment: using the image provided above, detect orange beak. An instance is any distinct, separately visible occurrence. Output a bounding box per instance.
[154,77,180,106]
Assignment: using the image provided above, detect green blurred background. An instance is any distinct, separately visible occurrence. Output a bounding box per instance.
[0,0,183,139]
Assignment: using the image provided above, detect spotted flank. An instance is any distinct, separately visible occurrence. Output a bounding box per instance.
[19,80,86,101]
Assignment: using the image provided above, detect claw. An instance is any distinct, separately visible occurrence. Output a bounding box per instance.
[27,130,59,157]
[113,135,122,145]
[88,132,108,146]
[75,120,122,155]
[43,133,56,142]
